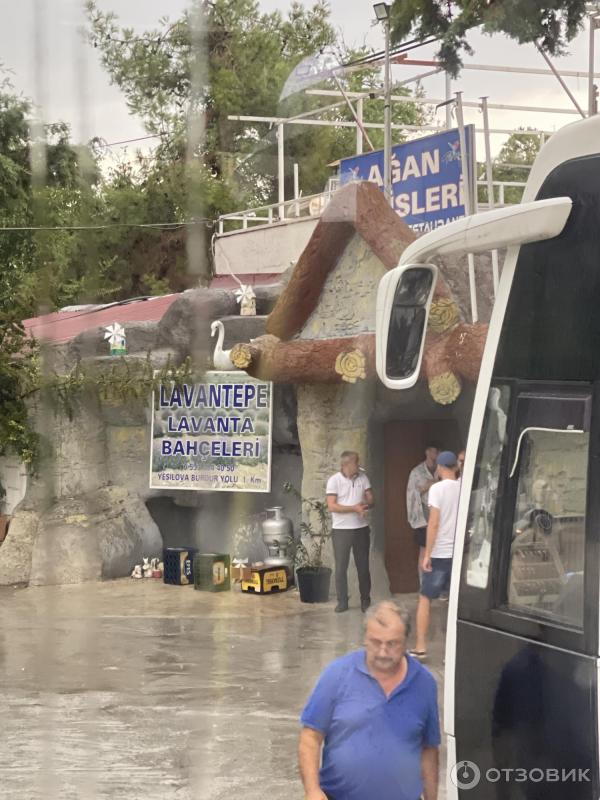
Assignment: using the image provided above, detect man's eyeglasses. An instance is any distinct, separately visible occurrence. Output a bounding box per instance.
[365,637,405,652]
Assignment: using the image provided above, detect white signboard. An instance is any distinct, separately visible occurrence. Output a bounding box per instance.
[150,371,273,492]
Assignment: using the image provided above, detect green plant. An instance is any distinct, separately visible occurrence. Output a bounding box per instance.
[390,0,586,76]
[283,481,330,571]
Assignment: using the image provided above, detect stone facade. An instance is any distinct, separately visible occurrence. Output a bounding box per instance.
[0,286,302,586]
[298,234,387,341]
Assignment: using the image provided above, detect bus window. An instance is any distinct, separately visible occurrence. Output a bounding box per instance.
[465,384,511,588]
[507,428,588,627]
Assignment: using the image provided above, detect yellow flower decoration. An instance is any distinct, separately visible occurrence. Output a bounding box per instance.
[428,298,460,334]
[335,349,367,383]
[429,371,461,405]
[230,344,252,369]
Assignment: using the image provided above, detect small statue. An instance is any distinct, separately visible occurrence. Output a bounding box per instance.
[235,284,257,317]
[131,564,143,579]
[150,557,162,578]
[142,557,153,578]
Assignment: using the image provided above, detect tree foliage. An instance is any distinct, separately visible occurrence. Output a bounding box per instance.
[86,0,426,206]
[493,129,543,203]
[0,2,428,474]
[390,0,587,76]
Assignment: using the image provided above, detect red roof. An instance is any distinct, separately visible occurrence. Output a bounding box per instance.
[23,274,282,344]
[23,294,180,344]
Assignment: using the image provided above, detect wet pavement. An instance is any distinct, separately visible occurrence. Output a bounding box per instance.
[0,580,448,799]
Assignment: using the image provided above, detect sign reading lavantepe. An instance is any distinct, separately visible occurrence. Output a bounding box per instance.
[150,372,273,492]
[339,126,475,234]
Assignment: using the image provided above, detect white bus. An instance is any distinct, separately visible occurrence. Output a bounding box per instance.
[376,113,600,799]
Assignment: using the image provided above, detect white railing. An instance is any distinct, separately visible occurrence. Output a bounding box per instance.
[216,178,528,234]
[217,186,337,235]
[477,179,528,207]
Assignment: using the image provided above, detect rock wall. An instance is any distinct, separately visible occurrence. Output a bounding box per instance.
[0,286,300,586]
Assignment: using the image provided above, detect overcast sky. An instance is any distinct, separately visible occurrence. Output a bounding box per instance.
[1,0,595,164]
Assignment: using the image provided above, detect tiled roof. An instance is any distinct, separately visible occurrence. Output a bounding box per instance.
[22,273,281,344]
[22,294,180,344]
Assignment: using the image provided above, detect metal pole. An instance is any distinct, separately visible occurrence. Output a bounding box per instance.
[455,92,478,323]
[454,93,472,215]
[481,97,499,295]
[277,122,285,220]
[590,15,598,116]
[445,72,452,128]
[383,18,393,205]
[535,43,586,118]
[333,74,375,151]
[293,162,300,217]
[356,97,364,154]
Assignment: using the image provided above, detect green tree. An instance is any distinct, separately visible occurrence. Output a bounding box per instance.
[86,0,427,209]
[493,129,543,204]
[390,1,587,76]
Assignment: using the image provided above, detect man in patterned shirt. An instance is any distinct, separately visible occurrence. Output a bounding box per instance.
[406,444,440,577]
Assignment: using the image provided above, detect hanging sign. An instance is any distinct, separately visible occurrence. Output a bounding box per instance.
[150,371,273,492]
[339,126,476,234]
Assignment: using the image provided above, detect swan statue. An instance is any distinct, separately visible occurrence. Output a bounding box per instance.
[210,320,238,371]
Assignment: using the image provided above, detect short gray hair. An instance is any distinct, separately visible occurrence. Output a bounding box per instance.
[364,600,411,639]
[340,450,359,463]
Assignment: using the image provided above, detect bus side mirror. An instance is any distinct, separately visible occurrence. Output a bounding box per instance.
[376,263,437,390]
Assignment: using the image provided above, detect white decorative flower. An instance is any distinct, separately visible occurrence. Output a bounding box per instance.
[234,284,256,305]
[103,322,126,347]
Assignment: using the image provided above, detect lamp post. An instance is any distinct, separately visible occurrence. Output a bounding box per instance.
[373,3,392,206]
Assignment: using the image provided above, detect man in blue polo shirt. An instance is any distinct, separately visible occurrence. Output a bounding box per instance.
[298,601,440,800]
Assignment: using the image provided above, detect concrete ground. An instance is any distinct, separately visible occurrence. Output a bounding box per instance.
[0,580,448,799]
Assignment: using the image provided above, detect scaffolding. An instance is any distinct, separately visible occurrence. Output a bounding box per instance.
[221,17,600,322]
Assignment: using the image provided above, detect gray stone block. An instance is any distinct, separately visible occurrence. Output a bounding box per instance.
[0,510,40,585]
[71,321,160,360]
[157,288,237,359]
[28,487,162,586]
[216,315,268,349]
[254,284,284,314]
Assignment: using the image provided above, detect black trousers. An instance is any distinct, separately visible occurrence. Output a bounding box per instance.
[332,527,371,605]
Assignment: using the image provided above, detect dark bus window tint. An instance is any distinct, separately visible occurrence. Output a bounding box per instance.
[507,430,587,628]
[495,154,600,384]
[385,268,433,379]
[386,306,426,379]
[464,384,511,589]
[391,267,433,306]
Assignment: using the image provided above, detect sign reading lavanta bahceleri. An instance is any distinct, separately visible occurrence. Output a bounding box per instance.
[150,371,273,492]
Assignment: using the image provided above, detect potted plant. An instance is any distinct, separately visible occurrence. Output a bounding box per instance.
[283,482,332,603]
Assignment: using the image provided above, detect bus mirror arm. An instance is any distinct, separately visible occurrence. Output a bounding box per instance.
[399,197,573,266]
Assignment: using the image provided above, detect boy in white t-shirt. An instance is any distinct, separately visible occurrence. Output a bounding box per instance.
[326,451,374,613]
[410,451,460,659]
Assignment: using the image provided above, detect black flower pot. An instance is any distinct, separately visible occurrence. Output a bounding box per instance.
[296,566,332,603]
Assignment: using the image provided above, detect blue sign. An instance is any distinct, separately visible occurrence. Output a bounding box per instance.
[339,126,475,234]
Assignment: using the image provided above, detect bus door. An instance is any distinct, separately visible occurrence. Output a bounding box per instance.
[453,381,600,798]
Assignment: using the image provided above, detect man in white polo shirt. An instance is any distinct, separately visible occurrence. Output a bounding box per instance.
[326,451,374,613]
[410,451,460,659]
